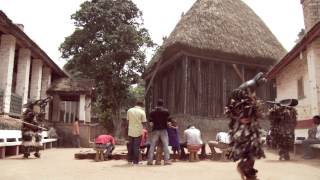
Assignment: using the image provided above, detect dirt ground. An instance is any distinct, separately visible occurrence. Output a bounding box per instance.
[1,147,320,180]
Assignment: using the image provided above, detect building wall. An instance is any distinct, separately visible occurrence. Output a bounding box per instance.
[302,0,320,31]
[148,54,273,118]
[172,115,270,142]
[276,52,311,120]
[49,122,107,148]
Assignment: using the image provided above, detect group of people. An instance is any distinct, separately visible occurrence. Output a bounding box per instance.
[89,98,227,164]
[88,72,319,180]
[92,98,232,165]
[91,96,320,180]
[126,99,210,165]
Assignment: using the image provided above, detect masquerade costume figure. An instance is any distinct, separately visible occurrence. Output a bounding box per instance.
[225,73,266,180]
[21,97,51,158]
[268,99,297,160]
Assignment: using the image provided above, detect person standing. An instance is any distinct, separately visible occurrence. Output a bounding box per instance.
[167,119,180,162]
[225,89,265,180]
[147,99,172,165]
[73,119,80,148]
[268,101,297,161]
[127,101,147,165]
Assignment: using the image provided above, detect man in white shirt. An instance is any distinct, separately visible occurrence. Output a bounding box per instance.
[208,132,231,158]
[302,115,320,159]
[180,125,206,159]
[184,126,203,145]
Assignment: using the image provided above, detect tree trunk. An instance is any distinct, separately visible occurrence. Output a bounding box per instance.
[112,108,122,139]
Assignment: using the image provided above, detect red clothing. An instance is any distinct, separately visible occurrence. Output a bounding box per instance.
[140,129,148,147]
[95,135,115,145]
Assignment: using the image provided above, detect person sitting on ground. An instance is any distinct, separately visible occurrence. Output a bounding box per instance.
[95,134,116,160]
[180,125,206,160]
[167,118,180,162]
[302,115,320,159]
[208,131,231,160]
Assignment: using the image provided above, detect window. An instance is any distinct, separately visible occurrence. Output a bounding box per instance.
[297,77,305,99]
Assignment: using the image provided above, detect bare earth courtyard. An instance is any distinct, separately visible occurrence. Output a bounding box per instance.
[1,148,320,180]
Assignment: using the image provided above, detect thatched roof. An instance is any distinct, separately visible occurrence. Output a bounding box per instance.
[147,0,286,71]
[0,117,22,130]
[47,78,94,95]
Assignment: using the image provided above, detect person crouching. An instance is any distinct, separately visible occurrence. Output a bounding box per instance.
[94,134,115,161]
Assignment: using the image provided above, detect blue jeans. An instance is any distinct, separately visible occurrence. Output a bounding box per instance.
[104,143,115,157]
[302,139,320,158]
[148,130,170,162]
[128,136,141,164]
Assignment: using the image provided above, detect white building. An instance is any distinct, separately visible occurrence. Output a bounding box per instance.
[0,11,96,147]
[267,0,320,128]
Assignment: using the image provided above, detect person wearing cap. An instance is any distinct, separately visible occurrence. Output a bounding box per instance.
[147,99,172,165]
[302,115,320,159]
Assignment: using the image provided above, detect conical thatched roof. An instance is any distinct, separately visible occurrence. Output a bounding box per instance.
[147,0,286,71]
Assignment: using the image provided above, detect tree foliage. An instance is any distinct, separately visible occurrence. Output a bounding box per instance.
[60,0,153,135]
[126,80,145,109]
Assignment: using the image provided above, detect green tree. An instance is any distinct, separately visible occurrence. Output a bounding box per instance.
[60,0,154,137]
[125,80,145,109]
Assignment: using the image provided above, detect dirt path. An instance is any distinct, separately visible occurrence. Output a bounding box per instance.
[1,148,320,180]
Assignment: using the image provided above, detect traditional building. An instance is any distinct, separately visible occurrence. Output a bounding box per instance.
[0,11,98,147]
[267,0,320,128]
[144,0,285,137]
[47,78,94,124]
[0,11,67,117]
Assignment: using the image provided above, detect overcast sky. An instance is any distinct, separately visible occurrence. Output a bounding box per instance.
[0,0,304,68]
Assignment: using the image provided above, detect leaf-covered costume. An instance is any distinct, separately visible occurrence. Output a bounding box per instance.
[21,97,51,158]
[225,89,265,179]
[268,105,297,160]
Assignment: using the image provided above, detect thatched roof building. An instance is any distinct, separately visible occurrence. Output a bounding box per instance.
[144,0,285,135]
[146,0,285,73]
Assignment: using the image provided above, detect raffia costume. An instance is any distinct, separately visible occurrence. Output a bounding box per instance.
[268,101,297,160]
[225,73,266,180]
[21,97,51,158]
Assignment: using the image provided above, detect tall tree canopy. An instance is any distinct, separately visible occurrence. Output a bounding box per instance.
[60,0,154,136]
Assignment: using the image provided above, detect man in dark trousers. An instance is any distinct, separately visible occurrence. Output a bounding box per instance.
[147,99,172,165]
[127,101,147,165]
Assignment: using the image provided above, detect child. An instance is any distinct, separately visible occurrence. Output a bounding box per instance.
[167,118,180,161]
[140,128,150,159]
